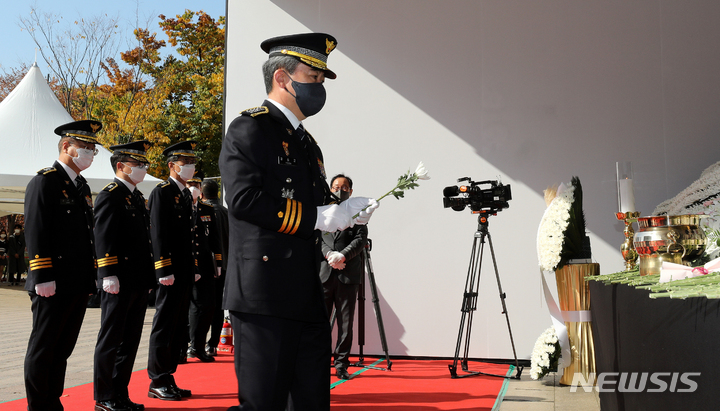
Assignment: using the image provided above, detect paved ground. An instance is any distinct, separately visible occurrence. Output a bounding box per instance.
[0,283,599,409]
[0,281,155,404]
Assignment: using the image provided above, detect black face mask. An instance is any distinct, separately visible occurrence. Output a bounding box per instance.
[284,72,327,117]
[332,190,351,201]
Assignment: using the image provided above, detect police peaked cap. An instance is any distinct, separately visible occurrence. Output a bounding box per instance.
[109,140,152,163]
[162,140,198,158]
[261,33,338,79]
[54,120,103,145]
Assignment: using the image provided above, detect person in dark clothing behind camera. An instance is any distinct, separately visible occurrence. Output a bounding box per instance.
[320,174,368,380]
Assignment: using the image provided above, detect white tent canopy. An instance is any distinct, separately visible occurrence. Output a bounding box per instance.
[0,63,160,216]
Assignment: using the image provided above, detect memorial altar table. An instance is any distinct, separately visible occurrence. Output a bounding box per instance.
[589,279,720,410]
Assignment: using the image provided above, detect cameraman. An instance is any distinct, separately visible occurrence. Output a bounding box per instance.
[320,174,368,380]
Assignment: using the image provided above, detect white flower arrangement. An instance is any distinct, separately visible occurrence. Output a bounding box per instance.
[530,326,562,380]
[653,161,720,216]
[537,183,576,271]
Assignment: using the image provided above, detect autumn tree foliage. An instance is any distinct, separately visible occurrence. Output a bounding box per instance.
[11,9,225,181]
[99,10,226,179]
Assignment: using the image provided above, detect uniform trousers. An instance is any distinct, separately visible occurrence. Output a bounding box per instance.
[322,275,359,370]
[228,311,331,411]
[25,292,89,411]
[207,271,226,348]
[147,281,191,386]
[94,288,149,400]
[188,276,216,350]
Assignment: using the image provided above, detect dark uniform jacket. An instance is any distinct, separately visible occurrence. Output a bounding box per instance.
[148,179,197,283]
[194,199,223,280]
[206,198,229,272]
[94,178,155,290]
[24,161,96,294]
[319,225,368,285]
[219,101,335,322]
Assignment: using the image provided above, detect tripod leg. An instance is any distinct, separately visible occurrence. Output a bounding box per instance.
[354,266,366,365]
[485,231,523,378]
[450,234,482,377]
[364,248,392,370]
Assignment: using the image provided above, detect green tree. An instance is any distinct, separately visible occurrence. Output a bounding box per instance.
[120,10,226,179]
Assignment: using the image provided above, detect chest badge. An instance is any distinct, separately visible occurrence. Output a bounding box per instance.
[282,141,290,156]
[62,190,69,199]
[281,188,295,199]
[86,195,94,208]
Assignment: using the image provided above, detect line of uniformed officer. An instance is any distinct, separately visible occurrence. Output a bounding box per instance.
[185,177,223,363]
[24,120,102,411]
[92,140,156,411]
[146,141,201,401]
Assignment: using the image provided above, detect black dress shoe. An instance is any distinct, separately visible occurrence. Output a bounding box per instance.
[188,347,215,362]
[170,384,192,398]
[147,385,181,401]
[206,346,217,356]
[118,397,145,410]
[336,368,351,380]
[95,399,131,411]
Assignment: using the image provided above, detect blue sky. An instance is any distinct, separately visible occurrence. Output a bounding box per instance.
[1,0,226,76]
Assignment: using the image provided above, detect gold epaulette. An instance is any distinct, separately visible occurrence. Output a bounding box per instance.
[102,182,118,192]
[37,167,56,175]
[158,180,171,188]
[241,106,269,117]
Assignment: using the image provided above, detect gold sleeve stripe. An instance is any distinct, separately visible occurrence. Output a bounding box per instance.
[154,259,172,270]
[215,254,222,261]
[278,199,293,233]
[97,256,119,267]
[283,200,298,234]
[289,201,302,235]
[30,259,53,270]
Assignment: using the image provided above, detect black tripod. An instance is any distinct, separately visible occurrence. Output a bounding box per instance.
[448,213,523,379]
[330,238,392,371]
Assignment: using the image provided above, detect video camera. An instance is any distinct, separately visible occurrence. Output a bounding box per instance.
[443,177,512,214]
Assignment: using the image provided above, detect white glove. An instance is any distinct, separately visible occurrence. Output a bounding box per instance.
[315,204,353,232]
[327,251,346,270]
[35,281,56,297]
[102,276,120,294]
[159,275,175,286]
[338,197,379,225]
[195,273,201,282]
[216,267,221,278]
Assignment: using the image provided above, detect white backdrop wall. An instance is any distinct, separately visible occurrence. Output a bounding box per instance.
[224,0,720,359]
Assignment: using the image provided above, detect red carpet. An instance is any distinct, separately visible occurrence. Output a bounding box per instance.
[0,355,511,410]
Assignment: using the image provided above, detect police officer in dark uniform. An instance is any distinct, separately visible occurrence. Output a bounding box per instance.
[92,141,156,411]
[186,177,223,362]
[202,179,229,356]
[23,120,102,411]
[146,141,199,401]
[219,33,378,411]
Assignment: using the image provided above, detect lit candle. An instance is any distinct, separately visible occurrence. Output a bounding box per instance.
[616,162,636,213]
[618,178,636,212]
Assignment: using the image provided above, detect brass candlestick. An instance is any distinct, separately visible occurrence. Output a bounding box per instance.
[616,211,640,271]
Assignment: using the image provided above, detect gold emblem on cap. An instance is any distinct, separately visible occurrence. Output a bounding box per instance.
[326,39,336,54]
[144,142,151,152]
[90,123,101,133]
[190,142,197,150]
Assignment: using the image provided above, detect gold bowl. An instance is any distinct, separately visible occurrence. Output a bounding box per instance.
[633,215,706,276]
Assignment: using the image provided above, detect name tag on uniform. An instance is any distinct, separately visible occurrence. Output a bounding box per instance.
[278,156,297,166]
[60,198,75,205]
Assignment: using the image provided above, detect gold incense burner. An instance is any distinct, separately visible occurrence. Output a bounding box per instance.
[633,214,707,276]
